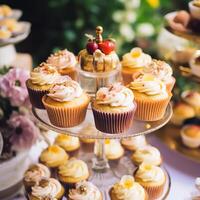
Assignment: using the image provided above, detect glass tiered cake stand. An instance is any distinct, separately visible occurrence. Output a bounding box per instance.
[32,67,173,200]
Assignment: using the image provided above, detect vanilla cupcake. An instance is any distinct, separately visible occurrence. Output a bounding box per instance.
[55,134,80,156]
[142,59,175,92]
[46,49,77,80]
[68,181,102,200]
[42,80,90,127]
[28,178,64,200]
[181,125,200,148]
[23,163,51,192]
[39,145,69,168]
[131,145,162,166]
[58,158,89,186]
[110,175,147,200]
[171,102,195,126]
[134,163,166,200]
[121,47,152,85]
[128,74,171,121]
[121,136,147,151]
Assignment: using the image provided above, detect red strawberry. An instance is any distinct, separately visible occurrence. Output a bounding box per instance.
[98,40,116,55]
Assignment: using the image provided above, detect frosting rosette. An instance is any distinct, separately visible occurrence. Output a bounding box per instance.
[46,49,77,69]
[96,83,134,107]
[122,47,152,69]
[47,80,83,102]
[69,181,102,200]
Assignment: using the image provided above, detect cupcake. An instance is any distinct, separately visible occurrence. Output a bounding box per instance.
[26,62,70,109]
[134,163,166,200]
[46,49,77,80]
[121,47,152,85]
[92,83,136,134]
[42,80,90,127]
[23,163,51,192]
[190,50,200,78]
[189,0,200,20]
[55,133,80,156]
[131,145,162,166]
[128,74,172,121]
[181,125,200,148]
[110,175,148,200]
[68,181,102,200]
[121,135,147,151]
[58,158,89,187]
[142,59,176,92]
[39,145,69,168]
[28,178,64,200]
[171,102,195,126]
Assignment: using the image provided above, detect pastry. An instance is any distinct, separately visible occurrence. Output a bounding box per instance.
[121,47,152,85]
[181,125,200,148]
[142,59,175,92]
[121,135,147,151]
[189,0,200,20]
[0,27,11,39]
[109,175,147,200]
[39,145,69,168]
[26,62,70,109]
[55,133,80,156]
[46,49,77,80]
[131,145,162,166]
[92,83,136,133]
[23,163,51,192]
[68,181,102,200]
[171,102,195,126]
[190,50,200,78]
[78,26,120,72]
[58,158,89,186]
[28,178,64,200]
[42,80,90,127]
[128,74,172,121]
[0,18,22,34]
[134,163,166,200]
[0,5,13,18]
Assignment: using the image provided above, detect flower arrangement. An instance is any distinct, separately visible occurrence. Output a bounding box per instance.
[0,67,39,161]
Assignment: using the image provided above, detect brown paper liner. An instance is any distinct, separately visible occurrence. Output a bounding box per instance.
[92,106,136,134]
[81,142,95,153]
[42,96,89,128]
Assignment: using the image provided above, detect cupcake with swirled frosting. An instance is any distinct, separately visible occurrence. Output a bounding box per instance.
[68,181,102,200]
[28,178,64,200]
[92,83,136,133]
[128,74,172,121]
[134,163,166,200]
[121,47,152,85]
[58,158,89,186]
[23,163,51,192]
[46,49,77,80]
[109,175,148,200]
[131,145,162,166]
[42,80,90,127]
[26,62,71,109]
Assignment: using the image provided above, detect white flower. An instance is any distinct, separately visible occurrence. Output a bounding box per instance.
[112,10,124,22]
[136,23,155,37]
[120,23,135,42]
[125,0,141,9]
[125,11,137,23]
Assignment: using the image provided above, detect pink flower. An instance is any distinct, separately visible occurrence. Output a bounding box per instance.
[8,113,39,151]
[0,68,29,107]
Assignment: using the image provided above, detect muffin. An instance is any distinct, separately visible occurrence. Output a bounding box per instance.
[39,145,69,168]
[55,133,80,156]
[58,158,89,186]
[121,135,147,151]
[181,125,200,148]
[134,163,166,200]
[121,47,152,85]
[92,83,136,133]
[0,5,13,18]
[68,181,102,200]
[128,74,172,121]
[42,80,90,127]
[131,145,162,166]
[26,62,70,109]
[46,49,77,80]
[110,175,148,200]
[189,0,200,20]
[28,178,64,200]
[171,102,195,126]
[0,27,11,40]
[142,59,176,92]
[23,163,51,192]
